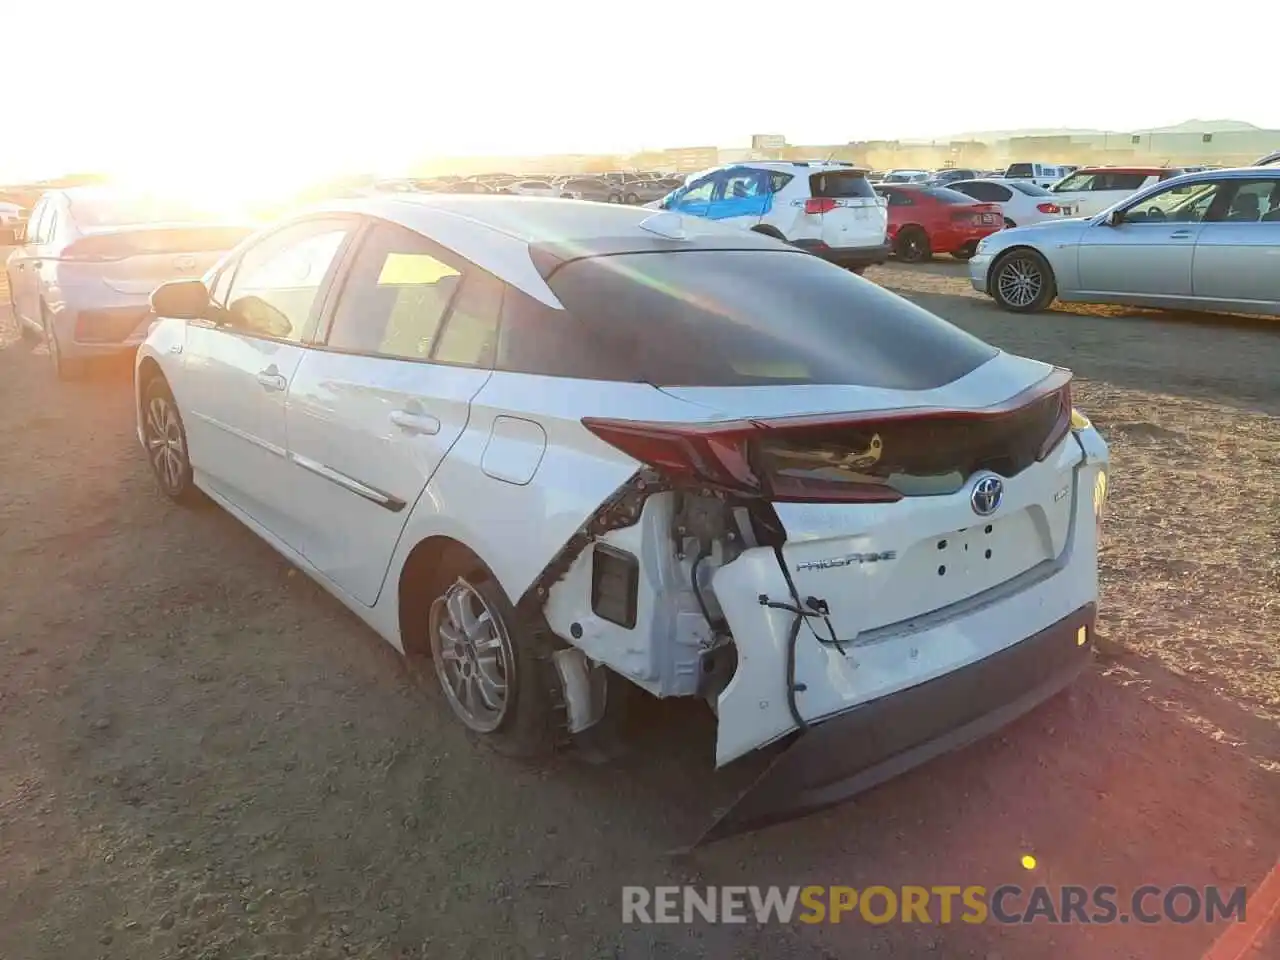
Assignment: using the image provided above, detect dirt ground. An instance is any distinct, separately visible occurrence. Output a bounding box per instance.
[1,259,1276,960]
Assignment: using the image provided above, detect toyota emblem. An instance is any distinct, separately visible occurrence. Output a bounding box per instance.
[970,475,1004,516]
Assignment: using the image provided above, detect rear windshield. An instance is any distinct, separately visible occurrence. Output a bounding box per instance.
[1009,181,1053,197]
[1005,164,1035,178]
[809,172,875,199]
[500,250,997,388]
[69,193,222,228]
[923,187,977,204]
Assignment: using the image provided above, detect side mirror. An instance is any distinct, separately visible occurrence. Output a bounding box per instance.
[151,279,211,320]
[1106,209,1125,227]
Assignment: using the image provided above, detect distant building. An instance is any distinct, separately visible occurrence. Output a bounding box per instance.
[661,146,719,172]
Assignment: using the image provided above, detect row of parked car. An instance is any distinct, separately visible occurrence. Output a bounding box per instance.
[369,172,685,205]
[648,155,1280,316]
[6,151,1279,382]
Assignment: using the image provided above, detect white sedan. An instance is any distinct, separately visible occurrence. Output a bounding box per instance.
[946,178,1079,227]
[503,179,559,197]
[135,195,1109,844]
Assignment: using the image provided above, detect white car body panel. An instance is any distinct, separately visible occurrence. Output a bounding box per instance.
[506,181,560,198]
[711,431,1102,764]
[389,373,696,610]
[1048,171,1181,217]
[946,178,1079,225]
[180,323,308,536]
[134,195,1109,788]
[658,162,888,263]
[282,350,495,605]
[1003,163,1072,189]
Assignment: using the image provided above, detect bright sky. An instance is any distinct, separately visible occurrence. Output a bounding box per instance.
[4,0,1273,192]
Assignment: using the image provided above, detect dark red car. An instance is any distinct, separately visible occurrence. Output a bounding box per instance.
[874,184,1004,263]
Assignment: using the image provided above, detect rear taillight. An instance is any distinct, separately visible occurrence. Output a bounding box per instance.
[1037,203,1062,214]
[1037,379,1072,460]
[804,197,837,215]
[582,371,1074,504]
[581,418,761,493]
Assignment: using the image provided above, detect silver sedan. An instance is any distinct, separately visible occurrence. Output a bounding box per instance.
[969,167,1280,316]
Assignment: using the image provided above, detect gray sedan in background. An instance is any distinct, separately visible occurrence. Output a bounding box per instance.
[970,166,1280,316]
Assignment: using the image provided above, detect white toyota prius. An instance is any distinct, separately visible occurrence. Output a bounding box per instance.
[135,195,1110,844]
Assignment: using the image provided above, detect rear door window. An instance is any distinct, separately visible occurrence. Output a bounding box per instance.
[718,169,768,199]
[768,172,794,193]
[810,172,876,198]
[1093,173,1149,191]
[1055,172,1096,192]
[1009,181,1053,197]
[955,182,1011,202]
[924,187,978,204]
[324,221,465,360]
[529,249,996,389]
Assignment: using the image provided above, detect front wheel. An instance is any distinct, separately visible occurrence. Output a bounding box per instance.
[428,574,562,757]
[141,377,202,504]
[990,249,1056,313]
[894,227,931,263]
[624,192,639,204]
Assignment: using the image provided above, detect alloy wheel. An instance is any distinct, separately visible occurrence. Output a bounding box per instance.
[996,256,1044,309]
[145,395,188,494]
[430,579,516,733]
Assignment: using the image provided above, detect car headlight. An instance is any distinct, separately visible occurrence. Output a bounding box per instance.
[1070,408,1091,431]
[1093,469,1108,518]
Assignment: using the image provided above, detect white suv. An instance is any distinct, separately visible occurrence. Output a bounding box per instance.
[656,162,890,271]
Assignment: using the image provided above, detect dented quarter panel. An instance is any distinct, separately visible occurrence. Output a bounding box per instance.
[542,492,715,696]
[374,373,709,646]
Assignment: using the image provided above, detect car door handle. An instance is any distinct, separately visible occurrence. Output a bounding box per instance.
[256,370,287,392]
[389,410,441,436]
[1169,230,1193,239]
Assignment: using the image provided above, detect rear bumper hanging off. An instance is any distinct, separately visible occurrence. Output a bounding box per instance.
[696,602,1096,846]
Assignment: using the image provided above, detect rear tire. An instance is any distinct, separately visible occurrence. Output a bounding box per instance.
[43,305,87,380]
[625,192,639,204]
[427,565,564,759]
[8,275,36,341]
[894,226,931,263]
[990,248,1056,313]
[607,193,622,204]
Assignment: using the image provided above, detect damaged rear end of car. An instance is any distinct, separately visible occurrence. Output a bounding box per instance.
[508,229,1110,845]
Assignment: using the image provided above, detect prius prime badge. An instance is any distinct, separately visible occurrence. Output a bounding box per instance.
[970,475,1004,516]
[174,254,197,273]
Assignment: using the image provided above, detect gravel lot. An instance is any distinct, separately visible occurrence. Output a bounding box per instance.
[1,258,1276,959]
